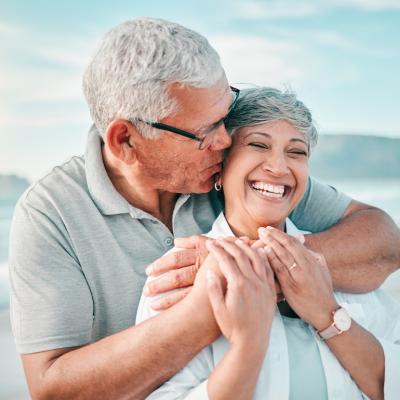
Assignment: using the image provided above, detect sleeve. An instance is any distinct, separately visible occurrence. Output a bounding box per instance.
[289,176,352,232]
[370,291,400,400]
[8,198,94,354]
[136,276,213,400]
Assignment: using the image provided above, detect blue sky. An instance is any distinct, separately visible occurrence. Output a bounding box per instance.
[1,0,399,180]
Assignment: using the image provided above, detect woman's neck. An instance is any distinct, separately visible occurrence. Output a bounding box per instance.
[224,213,286,239]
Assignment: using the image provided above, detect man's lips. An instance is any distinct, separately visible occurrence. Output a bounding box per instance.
[201,162,222,179]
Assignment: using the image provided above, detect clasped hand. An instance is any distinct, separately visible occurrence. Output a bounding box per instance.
[144,230,338,331]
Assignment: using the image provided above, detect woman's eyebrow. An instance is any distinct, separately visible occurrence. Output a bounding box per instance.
[290,138,308,146]
[243,131,271,139]
[243,131,308,146]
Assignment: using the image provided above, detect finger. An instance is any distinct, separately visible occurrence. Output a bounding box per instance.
[239,236,251,245]
[206,269,226,317]
[266,247,293,286]
[174,235,205,249]
[294,234,305,244]
[250,239,265,249]
[259,227,308,267]
[262,235,297,272]
[262,251,276,287]
[174,235,210,265]
[215,238,253,279]
[144,265,195,296]
[206,240,242,283]
[150,287,191,311]
[146,249,198,277]
[235,240,267,281]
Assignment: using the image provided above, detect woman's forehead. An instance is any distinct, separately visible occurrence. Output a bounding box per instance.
[234,120,306,142]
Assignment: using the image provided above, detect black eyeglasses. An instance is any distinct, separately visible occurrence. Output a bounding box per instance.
[131,86,240,150]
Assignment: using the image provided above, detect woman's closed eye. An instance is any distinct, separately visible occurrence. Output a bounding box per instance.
[287,149,308,157]
[249,142,269,149]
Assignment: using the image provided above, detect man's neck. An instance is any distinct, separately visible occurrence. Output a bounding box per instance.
[102,147,178,231]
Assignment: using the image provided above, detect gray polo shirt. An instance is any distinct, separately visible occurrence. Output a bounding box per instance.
[9,126,351,354]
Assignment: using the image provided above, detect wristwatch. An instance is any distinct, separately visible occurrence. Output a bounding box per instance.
[317,307,352,340]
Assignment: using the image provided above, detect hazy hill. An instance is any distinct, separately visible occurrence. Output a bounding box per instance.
[0,175,30,204]
[0,135,399,199]
[309,134,400,179]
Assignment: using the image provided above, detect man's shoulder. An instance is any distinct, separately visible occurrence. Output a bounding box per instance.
[19,155,87,213]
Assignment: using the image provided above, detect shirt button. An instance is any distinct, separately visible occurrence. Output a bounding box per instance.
[164,237,173,246]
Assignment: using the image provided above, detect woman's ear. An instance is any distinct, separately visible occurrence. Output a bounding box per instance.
[104,119,137,164]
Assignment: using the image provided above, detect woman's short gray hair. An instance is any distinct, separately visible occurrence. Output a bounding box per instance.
[83,17,224,139]
[225,87,318,148]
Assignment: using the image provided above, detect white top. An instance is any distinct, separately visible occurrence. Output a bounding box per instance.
[136,213,400,400]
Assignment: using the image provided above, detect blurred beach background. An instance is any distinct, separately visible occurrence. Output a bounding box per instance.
[1,0,399,398]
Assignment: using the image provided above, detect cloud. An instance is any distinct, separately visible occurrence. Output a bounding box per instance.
[235,1,318,19]
[0,19,96,100]
[334,0,400,10]
[0,20,96,130]
[234,0,400,20]
[209,34,309,86]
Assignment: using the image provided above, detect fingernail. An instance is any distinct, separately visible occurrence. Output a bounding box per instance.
[264,246,272,253]
[235,238,244,245]
[266,226,274,230]
[145,265,154,276]
[296,234,305,244]
[258,227,268,237]
[150,299,161,310]
[143,285,150,296]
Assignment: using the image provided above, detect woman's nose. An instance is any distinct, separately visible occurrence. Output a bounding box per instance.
[261,153,289,176]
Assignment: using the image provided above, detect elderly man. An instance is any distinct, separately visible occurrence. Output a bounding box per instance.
[9,17,400,399]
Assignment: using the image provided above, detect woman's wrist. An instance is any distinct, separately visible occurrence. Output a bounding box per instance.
[230,335,270,362]
[308,301,340,331]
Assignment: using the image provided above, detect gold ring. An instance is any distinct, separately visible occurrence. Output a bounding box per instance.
[288,262,297,271]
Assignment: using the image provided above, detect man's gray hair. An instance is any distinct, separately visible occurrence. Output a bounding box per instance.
[225,87,318,148]
[83,17,224,138]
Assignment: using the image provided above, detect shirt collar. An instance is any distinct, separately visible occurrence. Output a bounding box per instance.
[85,124,134,216]
[207,212,308,238]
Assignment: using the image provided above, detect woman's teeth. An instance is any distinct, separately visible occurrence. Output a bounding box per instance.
[251,182,285,198]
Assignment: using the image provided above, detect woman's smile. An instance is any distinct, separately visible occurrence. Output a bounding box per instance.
[248,180,293,200]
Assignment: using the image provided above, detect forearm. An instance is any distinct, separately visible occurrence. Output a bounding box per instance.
[36,300,219,400]
[208,344,266,400]
[305,207,400,292]
[316,320,384,400]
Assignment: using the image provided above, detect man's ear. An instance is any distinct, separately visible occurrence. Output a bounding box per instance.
[104,119,137,164]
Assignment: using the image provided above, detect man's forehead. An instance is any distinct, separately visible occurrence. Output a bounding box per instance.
[167,80,231,125]
[168,80,229,102]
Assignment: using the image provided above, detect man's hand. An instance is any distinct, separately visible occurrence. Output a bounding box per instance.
[144,235,209,310]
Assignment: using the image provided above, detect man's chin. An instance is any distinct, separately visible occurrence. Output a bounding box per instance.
[191,180,214,194]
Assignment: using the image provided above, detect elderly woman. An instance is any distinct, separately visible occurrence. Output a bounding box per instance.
[136,87,400,400]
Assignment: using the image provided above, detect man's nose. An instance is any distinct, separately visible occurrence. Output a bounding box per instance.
[209,125,232,151]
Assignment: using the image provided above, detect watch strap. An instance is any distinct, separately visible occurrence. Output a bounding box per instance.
[317,323,342,340]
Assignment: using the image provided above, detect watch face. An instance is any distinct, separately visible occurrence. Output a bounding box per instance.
[334,308,351,331]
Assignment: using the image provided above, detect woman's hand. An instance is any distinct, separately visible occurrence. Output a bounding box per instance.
[258,227,339,330]
[205,238,277,350]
